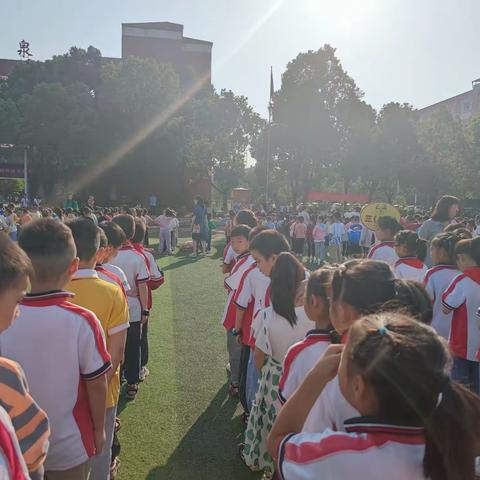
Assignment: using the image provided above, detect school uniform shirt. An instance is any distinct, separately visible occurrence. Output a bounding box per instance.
[367,241,398,267]
[254,306,315,363]
[279,330,331,404]
[95,264,128,297]
[233,265,271,346]
[424,265,460,340]
[67,270,130,409]
[103,263,131,293]
[111,242,150,323]
[442,267,480,361]
[221,253,256,330]
[393,258,428,282]
[0,291,111,471]
[277,417,425,480]
[302,376,359,433]
[132,243,165,309]
[0,405,30,480]
[223,243,237,267]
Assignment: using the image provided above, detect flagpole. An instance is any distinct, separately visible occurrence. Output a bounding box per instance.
[266,66,274,208]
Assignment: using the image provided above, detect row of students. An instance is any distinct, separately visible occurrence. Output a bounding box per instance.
[0,214,163,479]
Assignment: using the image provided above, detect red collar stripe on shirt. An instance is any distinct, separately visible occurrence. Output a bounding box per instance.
[424,265,457,285]
[395,257,424,269]
[21,291,75,307]
[233,263,257,308]
[368,241,395,259]
[278,333,330,404]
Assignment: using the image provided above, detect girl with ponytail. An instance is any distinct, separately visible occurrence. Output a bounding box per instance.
[292,259,432,433]
[269,313,480,480]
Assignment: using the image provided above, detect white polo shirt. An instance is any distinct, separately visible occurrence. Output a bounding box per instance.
[279,330,331,404]
[103,263,131,293]
[111,243,150,322]
[394,258,428,282]
[0,291,111,471]
[302,376,359,433]
[234,265,270,320]
[278,418,425,480]
[367,241,398,267]
[424,264,459,339]
[442,267,480,361]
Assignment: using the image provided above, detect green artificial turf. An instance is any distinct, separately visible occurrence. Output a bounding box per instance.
[117,239,260,479]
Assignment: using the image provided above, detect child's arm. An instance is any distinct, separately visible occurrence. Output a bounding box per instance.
[234,306,244,334]
[254,347,265,371]
[107,330,127,384]
[138,282,149,323]
[85,374,108,455]
[267,344,343,459]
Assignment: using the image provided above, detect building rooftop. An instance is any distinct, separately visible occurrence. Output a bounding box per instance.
[122,22,183,31]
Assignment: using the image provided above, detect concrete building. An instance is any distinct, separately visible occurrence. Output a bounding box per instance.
[417,78,480,122]
[0,22,212,86]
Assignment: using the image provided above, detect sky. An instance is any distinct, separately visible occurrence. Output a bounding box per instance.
[0,0,479,118]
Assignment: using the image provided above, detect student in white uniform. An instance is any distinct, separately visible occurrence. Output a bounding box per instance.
[268,313,480,480]
[393,230,428,282]
[279,268,333,404]
[424,232,465,340]
[442,237,480,394]
[367,216,402,267]
[241,252,314,476]
[299,260,432,434]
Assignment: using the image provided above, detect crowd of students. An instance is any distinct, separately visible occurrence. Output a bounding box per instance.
[220,196,480,479]
[0,207,164,479]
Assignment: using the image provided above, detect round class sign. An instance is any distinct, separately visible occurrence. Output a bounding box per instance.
[360,203,401,231]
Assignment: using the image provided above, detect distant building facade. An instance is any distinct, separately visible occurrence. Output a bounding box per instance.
[0,21,212,86]
[417,78,480,122]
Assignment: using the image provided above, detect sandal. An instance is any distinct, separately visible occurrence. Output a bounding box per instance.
[126,384,138,400]
[228,383,239,398]
[110,457,121,479]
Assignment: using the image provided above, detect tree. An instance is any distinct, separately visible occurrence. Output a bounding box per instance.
[418,108,474,201]
[18,81,97,196]
[0,98,21,144]
[256,45,365,205]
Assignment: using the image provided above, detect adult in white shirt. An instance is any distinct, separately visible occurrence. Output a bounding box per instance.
[154,209,175,254]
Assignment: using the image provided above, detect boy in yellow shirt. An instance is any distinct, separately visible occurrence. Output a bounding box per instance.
[66,219,129,480]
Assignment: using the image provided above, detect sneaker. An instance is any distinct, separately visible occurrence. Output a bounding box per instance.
[139,366,150,382]
[189,252,197,258]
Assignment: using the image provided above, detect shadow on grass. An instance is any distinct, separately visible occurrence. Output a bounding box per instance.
[146,384,257,480]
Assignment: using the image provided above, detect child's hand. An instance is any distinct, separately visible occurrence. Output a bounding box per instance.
[311,344,344,383]
[94,428,106,455]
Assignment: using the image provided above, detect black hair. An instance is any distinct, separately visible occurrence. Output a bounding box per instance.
[306,268,333,305]
[332,260,432,325]
[66,218,100,261]
[230,224,251,240]
[347,313,480,480]
[431,195,460,222]
[113,214,135,240]
[455,237,480,265]
[270,252,305,327]
[249,225,269,241]
[377,216,402,237]
[0,235,32,294]
[132,218,146,244]
[250,230,290,259]
[99,221,126,248]
[431,232,467,266]
[19,219,76,283]
[98,228,108,249]
[394,230,427,262]
[235,209,257,228]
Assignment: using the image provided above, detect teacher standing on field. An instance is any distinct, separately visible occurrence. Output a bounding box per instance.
[418,195,460,267]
